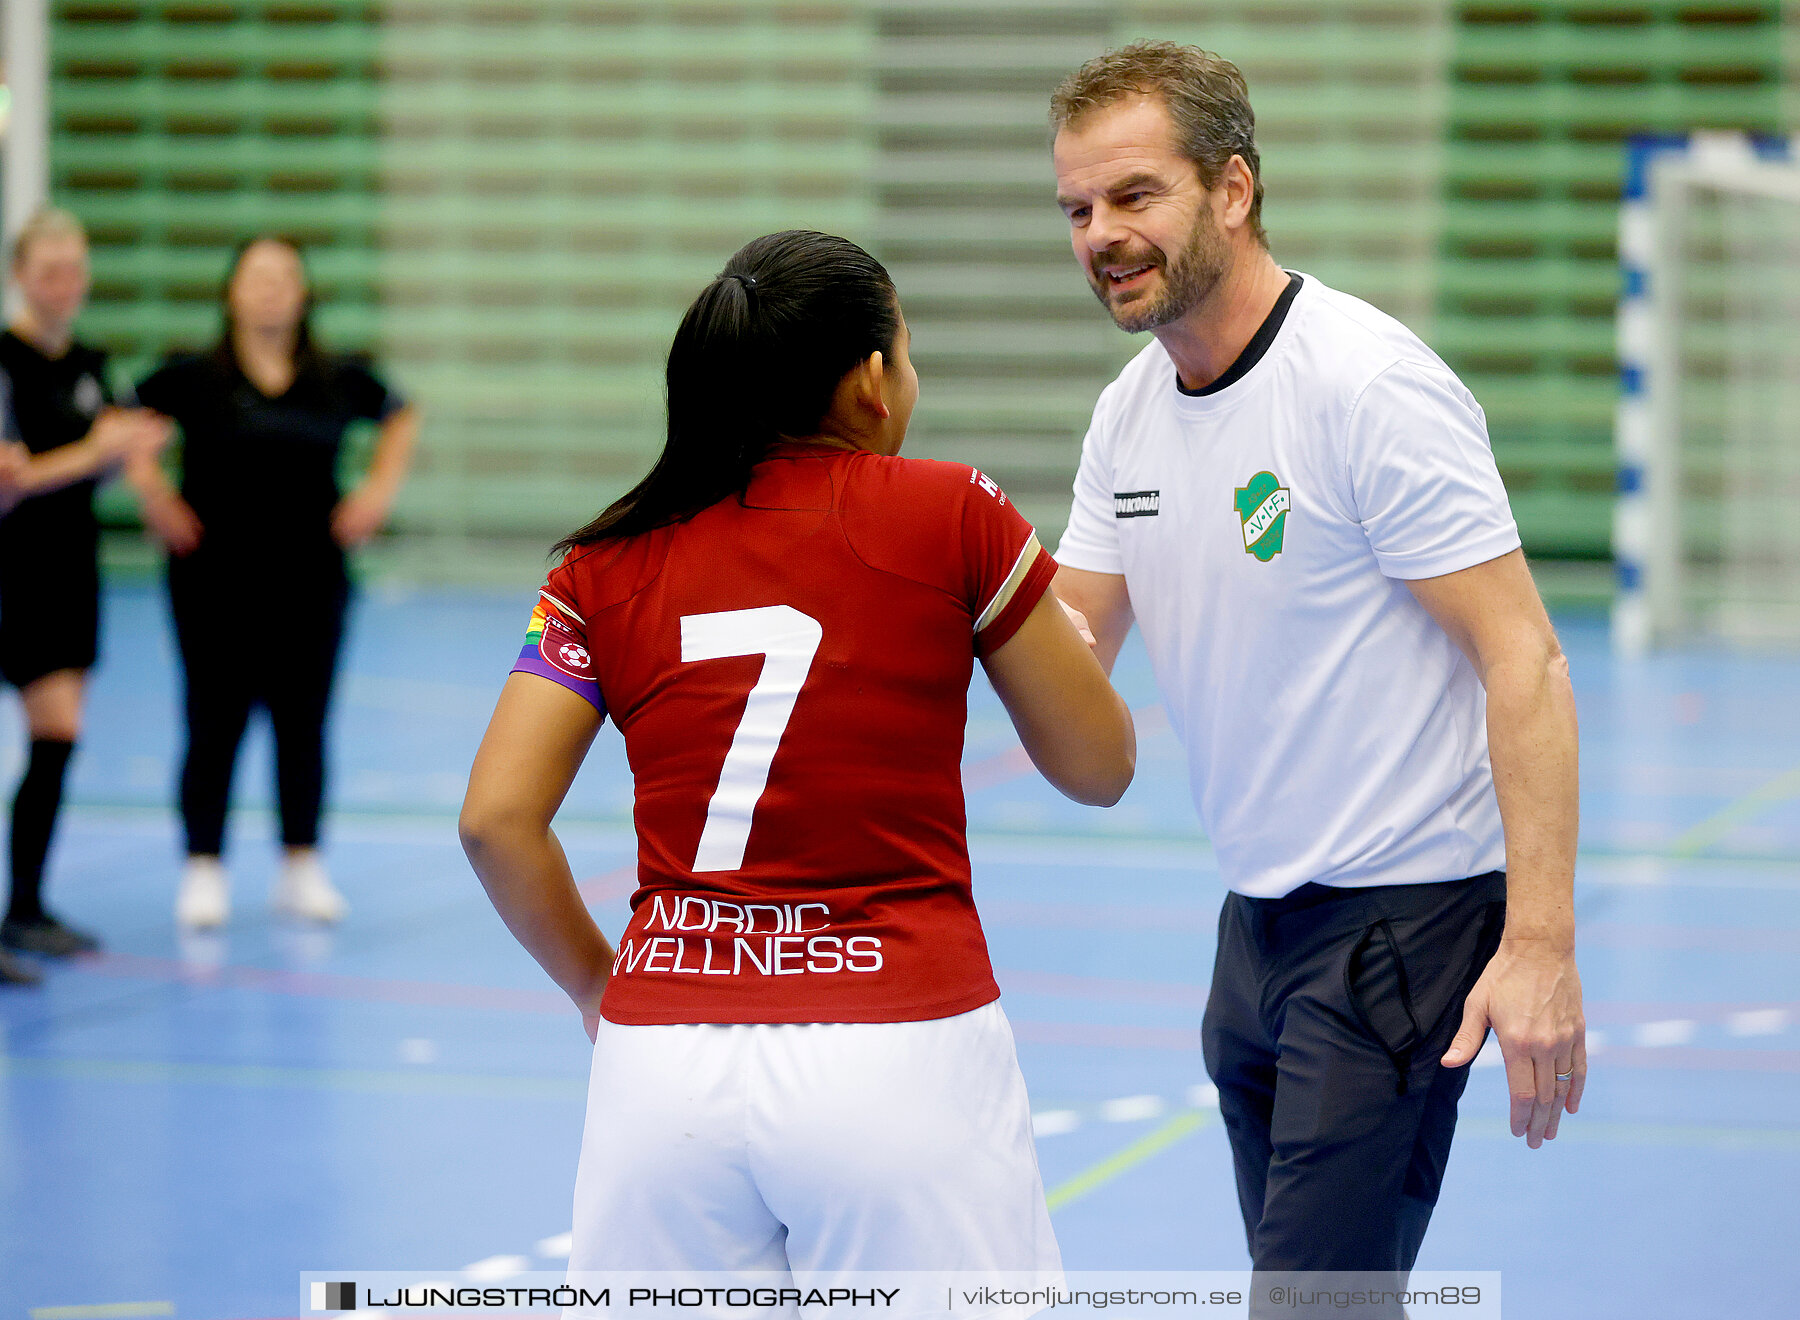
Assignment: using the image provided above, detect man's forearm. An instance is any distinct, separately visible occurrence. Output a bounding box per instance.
[1484,649,1579,947]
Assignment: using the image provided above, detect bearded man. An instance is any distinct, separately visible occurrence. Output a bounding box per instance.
[1046,41,1585,1312]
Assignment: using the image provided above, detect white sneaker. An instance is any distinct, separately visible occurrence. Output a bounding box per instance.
[272,853,347,924]
[176,857,230,929]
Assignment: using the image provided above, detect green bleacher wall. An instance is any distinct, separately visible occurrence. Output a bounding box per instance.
[46,1,1795,570]
[1440,1,1787,558]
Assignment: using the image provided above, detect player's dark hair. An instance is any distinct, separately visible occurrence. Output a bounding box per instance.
[210,235,327,388]
[555,230,899,553]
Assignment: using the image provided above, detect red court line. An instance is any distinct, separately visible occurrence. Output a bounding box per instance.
[76,953,1797,1032]
[1010,1019,1202,1051]
[576,863,636,904]
[1584,1000,1800,1024]
[962,744,1035,791]
[962,704,1167,792]
[981,901,1216,932]
[984,905,1800,953]
[996,967,1209,1006]
[1594,1046,1800,1073]
[1579,923,1800,954]
[70,955,1800,1069]
[83,952,569,1014]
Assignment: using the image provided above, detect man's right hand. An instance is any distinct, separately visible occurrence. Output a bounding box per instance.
[1058,598,1097,647]
[1051,565,1134,676]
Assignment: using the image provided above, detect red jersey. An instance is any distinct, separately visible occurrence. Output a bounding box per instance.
[511,443,1056,1025]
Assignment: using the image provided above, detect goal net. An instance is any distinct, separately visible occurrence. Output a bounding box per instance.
[1615,133,1800,654]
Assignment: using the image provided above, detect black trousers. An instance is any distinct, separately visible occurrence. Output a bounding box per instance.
[168,555,349,857]
[1201,873,1507,1316]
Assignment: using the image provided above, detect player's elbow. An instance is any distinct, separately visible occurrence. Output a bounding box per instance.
[456,804,494,861]
[457,794,520,862]
[1042,704,1136,807]
[1066,754,1134,808]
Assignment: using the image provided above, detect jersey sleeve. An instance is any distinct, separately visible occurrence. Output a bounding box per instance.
[0,365,17,442]
[1054,396,1124,575]
[341,357,405,422]
[510,557,606,717]
[133,357,190,418]
[1344,360,1522,580]
[963,468,1058,658]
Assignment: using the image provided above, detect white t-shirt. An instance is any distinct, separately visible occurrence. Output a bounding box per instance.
[1057,273,1521,898]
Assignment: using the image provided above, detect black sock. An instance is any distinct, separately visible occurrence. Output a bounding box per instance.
[7,738,75,925]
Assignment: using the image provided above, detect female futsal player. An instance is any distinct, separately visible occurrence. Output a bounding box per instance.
[129,236,420,930]
[0,209,168,985]
[462,231,1134,1283]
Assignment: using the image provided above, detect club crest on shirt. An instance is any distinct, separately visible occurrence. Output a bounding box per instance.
[1234,471,1290,561]
[73,374,104,417]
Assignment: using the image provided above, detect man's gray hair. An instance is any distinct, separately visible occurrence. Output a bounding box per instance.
[1050,41,1266,248]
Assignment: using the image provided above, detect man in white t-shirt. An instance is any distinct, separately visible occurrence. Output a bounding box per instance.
[1046,42,1584,1307]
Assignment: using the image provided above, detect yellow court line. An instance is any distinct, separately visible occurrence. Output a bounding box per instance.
[1668,765,1800,858]
[1045,1110,1210,1212]
[30,1304,176,1320]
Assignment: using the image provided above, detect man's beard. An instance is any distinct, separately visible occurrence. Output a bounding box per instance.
[1089,209,1230,333]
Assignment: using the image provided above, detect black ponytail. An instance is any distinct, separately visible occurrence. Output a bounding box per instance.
[554,230,898,554]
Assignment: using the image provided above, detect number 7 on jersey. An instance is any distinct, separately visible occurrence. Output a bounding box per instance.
[680,606,823,872]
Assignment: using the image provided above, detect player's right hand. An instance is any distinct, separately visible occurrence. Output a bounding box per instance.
[143,491,204,557]
[92,408,172,467]
[122,409,174,464]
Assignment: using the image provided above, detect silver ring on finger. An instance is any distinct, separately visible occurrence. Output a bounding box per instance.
[1555,1068,1574,1082]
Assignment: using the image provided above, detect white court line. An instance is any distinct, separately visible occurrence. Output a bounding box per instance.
[1032,1110,1081,1137]
[1100,1094,1166,1123]
[464,1254,530,1282]
[1727,1009,1788,1037]
[48,805,1800,884]
[28,1306,175,1320]
[1634,1019,1697,1048]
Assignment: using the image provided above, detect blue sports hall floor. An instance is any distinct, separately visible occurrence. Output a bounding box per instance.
[2,580,1796,1319]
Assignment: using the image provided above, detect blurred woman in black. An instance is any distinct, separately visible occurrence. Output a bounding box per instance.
[130,236,419,930]
[0,209,167,986]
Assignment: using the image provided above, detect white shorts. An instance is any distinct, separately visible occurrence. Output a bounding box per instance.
[568,1000,1060,1279]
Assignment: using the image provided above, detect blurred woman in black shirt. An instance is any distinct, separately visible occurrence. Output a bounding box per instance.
[0,208,167,986]
[130,236,419,930]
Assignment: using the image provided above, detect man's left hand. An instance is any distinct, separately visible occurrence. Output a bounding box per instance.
[1441,937,1585,1148]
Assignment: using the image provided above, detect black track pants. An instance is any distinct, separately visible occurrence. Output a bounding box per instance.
[1201,873,1507,1318]
[168,558,348,857]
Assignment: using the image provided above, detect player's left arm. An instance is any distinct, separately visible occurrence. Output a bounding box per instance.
[1405,548,1584,1149]
[334,402,421,547]
[461,672,614,1041]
